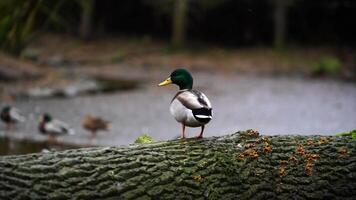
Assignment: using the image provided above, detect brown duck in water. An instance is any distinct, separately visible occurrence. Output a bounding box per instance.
[82,114,110,138]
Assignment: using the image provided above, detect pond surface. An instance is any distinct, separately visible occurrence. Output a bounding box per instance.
[1,73,355,148]
[0,136,83,156]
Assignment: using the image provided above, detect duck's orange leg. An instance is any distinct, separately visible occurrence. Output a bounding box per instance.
[196,125,205,139]
[5,123,11,131]
[6,123,15,132]
[47,135,57,145]
[181,124,186,139]
[90,130,97,139]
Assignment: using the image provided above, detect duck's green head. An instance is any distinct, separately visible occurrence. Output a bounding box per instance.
[39,113,52,123]
[158,68,193,90]
[2,106,11,113]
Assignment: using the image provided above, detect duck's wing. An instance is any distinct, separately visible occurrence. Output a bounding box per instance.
[84,117,109,130]
[176,89,212,109]
[46,120,75,135]
[176,90,213,122]
[93,117,110,128]
[9,107,25,122]
[45,122,65,135]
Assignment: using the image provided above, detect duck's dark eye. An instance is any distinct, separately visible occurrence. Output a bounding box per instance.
[171,71,177,77]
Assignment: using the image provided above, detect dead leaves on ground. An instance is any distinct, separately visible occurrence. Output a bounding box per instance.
[262,142,273,153]
[192,175,203,182]
[338,148,349,157]
[234,132,345,178]
[246,129,260,137]
[237,149,259,161]
[236,134,272,162]
[279,138,326,177]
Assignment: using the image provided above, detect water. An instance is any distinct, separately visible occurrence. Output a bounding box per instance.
[0,136,82,155]
[1,74,355,148]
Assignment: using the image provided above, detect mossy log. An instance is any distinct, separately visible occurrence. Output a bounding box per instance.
[0,130,355,200]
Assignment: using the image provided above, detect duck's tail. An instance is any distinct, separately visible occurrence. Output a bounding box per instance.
[67,128,76,135]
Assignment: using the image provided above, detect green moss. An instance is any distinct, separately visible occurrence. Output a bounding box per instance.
[49,192,70,200]
[121,186,146,199]
[58,167,82,178]
[159,171,175,183]
[147,185,165,196]
[135,195,152,200]
[336,130,356,140]
[134,134,154,144]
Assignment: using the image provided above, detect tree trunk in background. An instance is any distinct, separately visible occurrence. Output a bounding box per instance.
[172,0,188,47]
[79,0,95,40]
[273,0,292,50]
[0,131,355,199]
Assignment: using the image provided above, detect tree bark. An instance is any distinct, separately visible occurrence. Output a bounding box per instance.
[272,0,293,50]
[79,0,95,40]
[171,0,188,47]
[0,131,355,200]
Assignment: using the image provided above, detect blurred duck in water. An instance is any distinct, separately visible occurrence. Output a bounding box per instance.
[38,113,75,143]
[1,105,25,131]
[82,114,110,138]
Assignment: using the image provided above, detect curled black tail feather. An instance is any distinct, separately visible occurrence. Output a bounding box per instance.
[192,108,212,123]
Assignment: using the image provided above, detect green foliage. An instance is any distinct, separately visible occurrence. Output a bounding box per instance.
[0,0,81,55]
[134,134,154,144]
[0,0,40,55]
[312,56,342,76]
[110,49,127,63]
[336,130,356,140]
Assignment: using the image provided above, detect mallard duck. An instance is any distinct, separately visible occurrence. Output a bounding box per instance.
[158,68,212,139]
[82,114,110,138]
[38,113,75,143]
[1,105,25,131]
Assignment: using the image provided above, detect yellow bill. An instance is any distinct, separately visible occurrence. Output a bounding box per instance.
[158,77,172,86]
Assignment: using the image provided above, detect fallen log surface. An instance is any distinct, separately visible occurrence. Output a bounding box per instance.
[0,130,355,200]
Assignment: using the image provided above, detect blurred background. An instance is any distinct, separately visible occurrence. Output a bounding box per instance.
[0,0,355,155]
